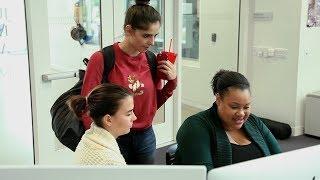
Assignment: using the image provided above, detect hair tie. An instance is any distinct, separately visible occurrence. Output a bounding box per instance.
[82,96,89,115]
[136,0,150,6]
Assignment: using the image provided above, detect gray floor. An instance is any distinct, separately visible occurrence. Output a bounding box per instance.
[278,135,320,152]
[155,135,320,165]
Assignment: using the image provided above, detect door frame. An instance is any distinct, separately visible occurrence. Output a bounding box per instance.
[172,0,183,144]
[238,0,254,76]
[25,0,253,163]
[25,0,52,164]
[176,0,252,136]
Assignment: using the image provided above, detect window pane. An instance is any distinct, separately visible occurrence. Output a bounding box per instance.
[0,2,34,164]
[80,0,101,45]
[182,0,199,60]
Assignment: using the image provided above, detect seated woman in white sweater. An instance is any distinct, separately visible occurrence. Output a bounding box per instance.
[67,83,136,165]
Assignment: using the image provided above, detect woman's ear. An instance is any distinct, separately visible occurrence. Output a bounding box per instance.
[124,25,134,36]
[216,93,222,106]
[103,114,112,127]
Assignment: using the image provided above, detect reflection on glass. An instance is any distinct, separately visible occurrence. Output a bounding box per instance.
[75,0,101,45]
[0,8,8,37]
[0,8,8,54]
[0,0,34,164]
[182,0,199,60]
[126,0,165,53]
[0,7,27,55]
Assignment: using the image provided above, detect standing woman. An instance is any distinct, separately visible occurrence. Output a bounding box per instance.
[81,0,177,164]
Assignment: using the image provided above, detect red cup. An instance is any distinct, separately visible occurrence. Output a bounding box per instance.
[156,51,177,79]
[156,51,177,64]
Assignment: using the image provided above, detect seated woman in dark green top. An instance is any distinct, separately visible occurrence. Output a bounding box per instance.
[175,69,281,171]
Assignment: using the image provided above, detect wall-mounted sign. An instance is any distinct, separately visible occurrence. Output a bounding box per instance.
[253,12,273,21]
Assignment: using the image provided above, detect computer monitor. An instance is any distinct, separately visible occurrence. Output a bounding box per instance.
[208,145,320,180]
[0,165,206,180]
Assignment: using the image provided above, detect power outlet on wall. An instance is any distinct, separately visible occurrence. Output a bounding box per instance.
[274,48,288,58]
[253,46,288,59]
[253,46,270,58]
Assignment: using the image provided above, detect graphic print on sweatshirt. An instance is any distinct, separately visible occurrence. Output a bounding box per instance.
[128,74,144,96]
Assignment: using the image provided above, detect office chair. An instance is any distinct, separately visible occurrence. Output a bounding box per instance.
[166,143,178,165]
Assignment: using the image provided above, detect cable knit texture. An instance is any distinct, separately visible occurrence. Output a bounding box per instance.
[75,124,126,165]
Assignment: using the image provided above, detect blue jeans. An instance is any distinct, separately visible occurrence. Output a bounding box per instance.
[116,126,156,164]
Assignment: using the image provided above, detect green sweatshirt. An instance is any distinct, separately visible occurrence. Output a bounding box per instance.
[175,103,281,171]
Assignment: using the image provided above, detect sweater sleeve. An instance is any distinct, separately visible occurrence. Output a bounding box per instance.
[156,77,177,109]
[175,116,212,171]
[254,116,282,154]
[80,51,104,129]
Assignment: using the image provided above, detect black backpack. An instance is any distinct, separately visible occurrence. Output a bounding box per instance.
[50,45,157,151]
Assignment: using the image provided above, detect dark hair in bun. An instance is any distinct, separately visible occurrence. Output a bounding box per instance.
[211,69,250,98]
[124,0,161,30]
[135,0,150,5]
[67,83,133,128]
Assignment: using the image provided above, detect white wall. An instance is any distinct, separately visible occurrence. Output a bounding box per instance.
[250,0,320,136]
[296,1,320,133]
[182,0,240,110]
[182,0,320,136]
[247,0,302,135]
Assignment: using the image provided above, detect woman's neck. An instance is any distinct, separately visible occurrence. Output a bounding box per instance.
[100,124,119,139]
[106,128,118,139]
[118,39,140,57]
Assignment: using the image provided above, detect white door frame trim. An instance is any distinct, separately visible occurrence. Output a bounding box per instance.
[238,0,254,76]
[172,0,183,142]
[25,0,51,164]
[173,0,252,142]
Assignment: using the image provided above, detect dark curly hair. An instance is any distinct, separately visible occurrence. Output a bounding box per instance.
[211,69,250,98]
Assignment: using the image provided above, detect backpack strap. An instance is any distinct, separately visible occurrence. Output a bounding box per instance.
[100,45,115,83]
[145,50,157,81]
[100,45,157,83]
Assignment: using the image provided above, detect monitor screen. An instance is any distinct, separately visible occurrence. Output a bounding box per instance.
[208,145,320,180]
[0,165,206,180]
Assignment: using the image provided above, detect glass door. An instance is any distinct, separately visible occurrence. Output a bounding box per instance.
[0,0,34,164]
[25,0,176,165]
[26,0,103,164]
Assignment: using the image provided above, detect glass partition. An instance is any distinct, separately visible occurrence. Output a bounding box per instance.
[78,0,101,45]
[0,0,34,165]
[182,0,199,60]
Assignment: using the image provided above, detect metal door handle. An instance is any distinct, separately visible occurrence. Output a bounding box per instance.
[42,71,78,82]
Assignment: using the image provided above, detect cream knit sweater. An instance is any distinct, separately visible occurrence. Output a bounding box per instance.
[74,124,126,165]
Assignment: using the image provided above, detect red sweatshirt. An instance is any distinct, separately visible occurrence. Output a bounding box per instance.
[81,43,177,130]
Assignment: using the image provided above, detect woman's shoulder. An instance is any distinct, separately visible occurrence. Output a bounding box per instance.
[89,50,104,61]
[184,108,212,123]
[177,109,215,143]
[246,114,265,127]
[179,109,213,133]
[75,145,125,165]
[248,113,261,120]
